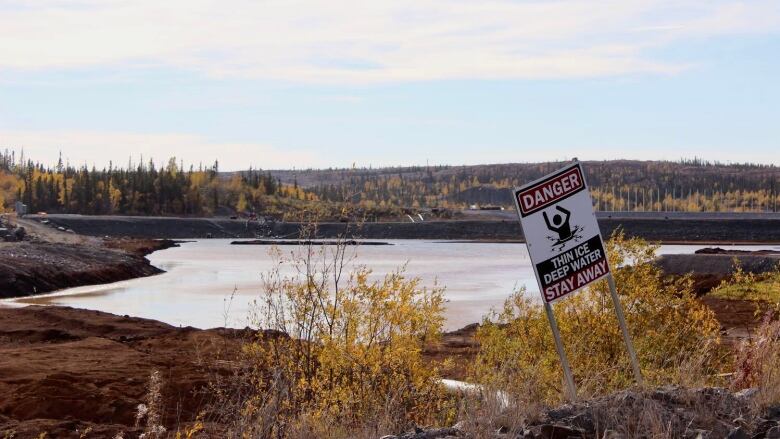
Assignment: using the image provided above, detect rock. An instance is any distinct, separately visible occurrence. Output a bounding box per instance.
[767,406,780,421]
[756,420,779,437]
[546,406,576,422]
[601,430,624,439]
[735,388,759,400]
[686,429,710,439]
[766,426,780,438]
[726,426,749,439]
[522,429,539,439]
[540,424,584,439]
[651,387,678,404]
[396,427,462,439]
[568,413,595,434]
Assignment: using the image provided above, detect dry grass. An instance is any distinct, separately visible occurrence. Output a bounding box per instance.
[733,311,780,411]
[454,380,544,439]
[136,370,167,439]
[588,387,752,438]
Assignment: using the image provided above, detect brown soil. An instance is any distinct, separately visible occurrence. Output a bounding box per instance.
[0,306,244,438]
[700,296,774,345]
[423,323,481,381]
[0,234,178,299]
[0,293,767,438]
[0,304,477,437]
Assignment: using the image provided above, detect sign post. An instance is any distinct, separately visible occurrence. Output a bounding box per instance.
[512,160,642,399]
[607,274,643,385]
[543,301,578,401]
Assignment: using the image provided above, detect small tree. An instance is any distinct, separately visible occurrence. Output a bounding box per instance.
[238,224,450,438]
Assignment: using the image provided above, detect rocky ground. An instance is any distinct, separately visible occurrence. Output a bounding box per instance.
[386,387,780,438]
[0,215,177,299]
[0,241,175,299]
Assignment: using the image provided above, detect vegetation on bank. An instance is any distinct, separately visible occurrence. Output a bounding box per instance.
[710,261,780,302]
[217,227,452,437]
[472,234,725,404]
[8,230,778,438]
[193,231,780,438]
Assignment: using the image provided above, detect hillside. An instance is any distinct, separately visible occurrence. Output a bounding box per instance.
[266,160,780,212]
[3,152,779,220]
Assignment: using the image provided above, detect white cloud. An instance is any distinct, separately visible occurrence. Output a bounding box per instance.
[0,130,319,170]
[1,0,778,83]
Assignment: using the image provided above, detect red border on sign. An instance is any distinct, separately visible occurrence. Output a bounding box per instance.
[515,165,585,217]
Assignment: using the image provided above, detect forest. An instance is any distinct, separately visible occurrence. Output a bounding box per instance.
[297,159,780,213]
[1,150,778,218]
[0,150,316,217]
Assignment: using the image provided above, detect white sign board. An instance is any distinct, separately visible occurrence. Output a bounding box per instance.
[513,163,610,303]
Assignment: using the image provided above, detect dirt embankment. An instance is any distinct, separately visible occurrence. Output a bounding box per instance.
[656,249,780,295]
[0,305,777,438]
[0,305,243,437]
[29,213,780,242]
[0,239,177,299]
[0,214,178,299]
[0,305,472,437]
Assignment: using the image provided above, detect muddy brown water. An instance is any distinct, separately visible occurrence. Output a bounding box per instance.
[7,240,780,331]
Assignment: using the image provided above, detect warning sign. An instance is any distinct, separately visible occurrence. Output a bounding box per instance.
[513,163,610,303]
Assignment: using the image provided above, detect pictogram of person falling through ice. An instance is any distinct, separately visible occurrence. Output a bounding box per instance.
[543,206,583,251]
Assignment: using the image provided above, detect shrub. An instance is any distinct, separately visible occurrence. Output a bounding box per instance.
[471,232,726,407]
[710,259,780,303]
[234,232,451,438]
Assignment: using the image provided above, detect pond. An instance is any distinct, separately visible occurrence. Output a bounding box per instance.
[11,240,780,331]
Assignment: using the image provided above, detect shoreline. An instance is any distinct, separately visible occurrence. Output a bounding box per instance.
[0,238,178,300]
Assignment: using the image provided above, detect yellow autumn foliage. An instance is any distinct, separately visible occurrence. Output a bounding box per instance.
[472,233,726,403]
[239,240,451,438]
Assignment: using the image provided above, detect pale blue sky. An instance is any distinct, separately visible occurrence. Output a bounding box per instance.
[1,0,779,170]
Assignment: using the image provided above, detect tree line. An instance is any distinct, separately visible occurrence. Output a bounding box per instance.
[0,150,312,216]
[3,151,778,217]
[303,160,780,212]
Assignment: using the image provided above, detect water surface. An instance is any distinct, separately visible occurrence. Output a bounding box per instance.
[11,240,780,331]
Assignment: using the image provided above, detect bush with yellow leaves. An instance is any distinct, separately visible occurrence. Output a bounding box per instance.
[236,230,451,438]
[471,232,727,407]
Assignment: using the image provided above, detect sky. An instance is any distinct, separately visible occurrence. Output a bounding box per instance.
[1,0,779,170]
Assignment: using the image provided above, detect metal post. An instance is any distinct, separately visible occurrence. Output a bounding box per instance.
[607,274,643,385]
[544,302,578,401]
